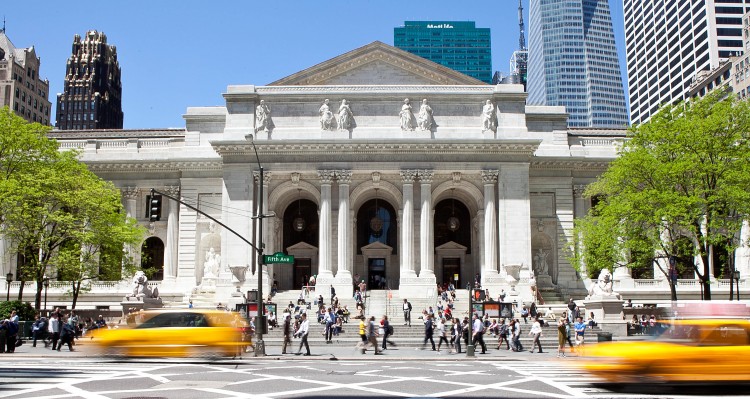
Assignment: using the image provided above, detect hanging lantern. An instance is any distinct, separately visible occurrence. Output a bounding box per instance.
[448,189,460,232]
[370,188,383,237]
[293,189,306,232]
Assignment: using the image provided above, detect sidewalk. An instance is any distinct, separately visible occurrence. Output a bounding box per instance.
[7,338,577,362]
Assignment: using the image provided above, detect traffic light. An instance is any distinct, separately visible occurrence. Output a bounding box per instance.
[473,289,486,302]
[148,192,162,222]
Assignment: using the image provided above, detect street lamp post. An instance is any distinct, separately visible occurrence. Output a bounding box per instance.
[246,133,273,356]
[43,276,50,314]
[5,272,13,301]
[734,270,741,301]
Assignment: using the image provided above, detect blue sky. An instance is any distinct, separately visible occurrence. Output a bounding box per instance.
[4,1,626,129]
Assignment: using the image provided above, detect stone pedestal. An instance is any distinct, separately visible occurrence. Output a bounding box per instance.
[584,297,625,322]
[120,297,164,317]
[399,277,438,300]
[332,274,354,300]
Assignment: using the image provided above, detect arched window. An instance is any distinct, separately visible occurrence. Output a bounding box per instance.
[357,199,398,254]
[141,237,165,281]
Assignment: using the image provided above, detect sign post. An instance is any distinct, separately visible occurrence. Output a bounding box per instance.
[262,252,295,264]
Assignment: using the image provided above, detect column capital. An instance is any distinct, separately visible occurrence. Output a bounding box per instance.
[335,170,352,185]
[121,186,140,200]
[165,185,181,198]
[253,171,272,184]
[573,184,587,198]
[400,169,418,184]
[418,170,434,184]
[481,170,499,184]
[318,170,336,184]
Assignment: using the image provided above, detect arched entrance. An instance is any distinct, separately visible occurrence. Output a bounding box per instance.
[434,197,471,287]
[141,237,165,281]
[357,198,397,289]
[282,198,318,290]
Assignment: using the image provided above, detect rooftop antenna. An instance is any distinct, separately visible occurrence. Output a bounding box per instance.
[518,0,526,51]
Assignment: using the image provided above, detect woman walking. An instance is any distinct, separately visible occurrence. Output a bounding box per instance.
[557,317,567,357]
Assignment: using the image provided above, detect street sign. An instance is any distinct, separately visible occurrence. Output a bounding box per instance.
[262,252,294,264]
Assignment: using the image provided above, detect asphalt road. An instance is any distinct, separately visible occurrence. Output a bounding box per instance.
[3,343,750,398]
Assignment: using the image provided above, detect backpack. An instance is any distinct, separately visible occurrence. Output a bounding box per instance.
[387,324,394,335]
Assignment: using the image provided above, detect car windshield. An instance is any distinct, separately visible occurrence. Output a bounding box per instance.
[136,313,211,329]
[655,322,750,347]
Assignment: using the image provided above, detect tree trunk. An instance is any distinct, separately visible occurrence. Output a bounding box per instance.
[71,281,80,310]
[34,280,43,311]
[669,282,678,301]
[701,253,712,300]
[17,280,25,301]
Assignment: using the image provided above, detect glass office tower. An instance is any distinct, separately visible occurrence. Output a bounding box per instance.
[394,21,492,84]
[527,0,628,128]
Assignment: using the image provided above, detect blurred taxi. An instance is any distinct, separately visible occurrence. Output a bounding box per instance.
[581,315,750,383]
[93,309,244,357]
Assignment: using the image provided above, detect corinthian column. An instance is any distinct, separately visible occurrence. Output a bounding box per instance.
[333,170,354,298]
[419,170,435,279]
[481,170,499,283]
[317,170,335,285]
[164,185,180,280]
[400,170,418,278]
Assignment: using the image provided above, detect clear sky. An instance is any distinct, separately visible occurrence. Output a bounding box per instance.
[4,0,626,129]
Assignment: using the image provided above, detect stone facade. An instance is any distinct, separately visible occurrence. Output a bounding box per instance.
[2,42,632,308]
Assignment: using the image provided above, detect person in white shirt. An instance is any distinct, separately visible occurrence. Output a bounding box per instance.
[472,314,487,354]
[437,317,450,351]
[47,314,61,350]
[294,313,310,356]
[528,316,544,353]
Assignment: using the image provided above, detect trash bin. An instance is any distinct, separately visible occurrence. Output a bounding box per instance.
[597,332,613,342]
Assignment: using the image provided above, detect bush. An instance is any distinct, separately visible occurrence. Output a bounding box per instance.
[0,300,36,321]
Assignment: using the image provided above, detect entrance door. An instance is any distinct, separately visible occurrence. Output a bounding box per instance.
[368,258,386,290]
[442,258,460,287]
[293,258,312,290]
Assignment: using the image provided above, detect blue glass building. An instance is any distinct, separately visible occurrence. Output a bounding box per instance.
[394,21,492,84]
[527,0,628,128]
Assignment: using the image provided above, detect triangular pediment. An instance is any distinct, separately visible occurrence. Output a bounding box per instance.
[361,241,393,252]
[286,241,317,252]
[435,241,467,251]
[269,41,487,86]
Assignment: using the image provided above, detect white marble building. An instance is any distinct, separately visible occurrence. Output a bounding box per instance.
[3,42,639,308]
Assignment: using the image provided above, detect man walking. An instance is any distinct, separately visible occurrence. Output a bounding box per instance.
[46,313,60,349]
[529,316,544,353]
[365,316,382,355]
[472,314,487,354]
[294,313,311,356]
[324,307,336,344]
[381,315,396,350]
[281,313,292,354]
[402,298,412,326]
[422,314,436,351]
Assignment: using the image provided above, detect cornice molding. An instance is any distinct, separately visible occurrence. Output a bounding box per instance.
[88,161,222,172]
[531,160,611,171]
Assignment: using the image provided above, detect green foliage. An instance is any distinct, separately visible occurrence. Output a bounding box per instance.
[0,108,145,310]
[0,300,36,321]
[570,90,750,299]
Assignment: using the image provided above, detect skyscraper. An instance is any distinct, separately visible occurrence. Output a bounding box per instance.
[527,0,628,128]
[624,0,750,125]
[56,30,123,130]
[394,21,492,84]
[0,28,52,125]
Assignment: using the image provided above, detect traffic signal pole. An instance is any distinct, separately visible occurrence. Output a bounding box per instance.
[466,286,475,357]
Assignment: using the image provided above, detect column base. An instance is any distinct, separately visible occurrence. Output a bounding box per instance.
[399,276,438,300]
[332,272,354,300]
[314,271,335,303]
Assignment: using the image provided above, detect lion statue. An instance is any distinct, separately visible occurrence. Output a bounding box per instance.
[131,271,159,299]
[587,268,621,300]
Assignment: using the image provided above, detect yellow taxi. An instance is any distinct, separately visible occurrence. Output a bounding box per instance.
[92,309,245,358]
[581,310,750,383]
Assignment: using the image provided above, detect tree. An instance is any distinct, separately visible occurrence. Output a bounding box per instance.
[571,90,750,300]
[0,110,144,310]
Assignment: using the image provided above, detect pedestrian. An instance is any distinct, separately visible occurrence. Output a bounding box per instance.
[567,298,577,324]
[58,317,75,352]
[512,319,524,352]
[356,316,368,352]
[381,315,396,350]
[32,314,48,347]
[324,307,336,344]
[452,317,463,354]
[521,306,529,323]
[497,318,510,350]
[557,317,567,357]
[330,285,336,305]
[294,313,311,356]
[574,316,587,347]
[422,314,436,351]
[529,316,544,353]
[436,317,451,351]
[47,313,60,349]
[365,316,382,355]
[281,312,292,354]
[472,314,487,354]
[402,298,412,326]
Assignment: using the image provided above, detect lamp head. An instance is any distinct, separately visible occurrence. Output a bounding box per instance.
[244,133,254,142]
[5,272,12,283]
